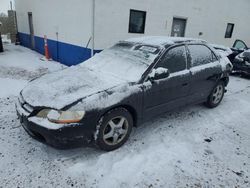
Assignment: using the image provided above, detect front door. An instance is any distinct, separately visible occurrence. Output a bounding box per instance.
[143,45,191,119]
[171,18,186,37]
[28,12,35,49]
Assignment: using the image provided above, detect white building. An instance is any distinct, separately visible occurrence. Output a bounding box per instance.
[15,0,250,66]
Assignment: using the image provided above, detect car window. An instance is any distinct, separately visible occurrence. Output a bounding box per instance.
[188,45,217,67]
[233,40,247,49]
[156,45,187,73]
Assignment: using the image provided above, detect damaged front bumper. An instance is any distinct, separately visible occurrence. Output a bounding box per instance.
[15,100,94,149]
[232,59,250,75]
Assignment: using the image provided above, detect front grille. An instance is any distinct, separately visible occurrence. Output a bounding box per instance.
[18,94,34,113]
[18,94,25,104]
[23,103,34,113]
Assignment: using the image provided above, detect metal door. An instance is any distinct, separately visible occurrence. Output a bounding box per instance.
[28,12,35,49]
[171,18,186,37]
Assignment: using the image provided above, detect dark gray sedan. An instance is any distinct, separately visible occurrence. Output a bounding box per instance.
[16,37,232,151]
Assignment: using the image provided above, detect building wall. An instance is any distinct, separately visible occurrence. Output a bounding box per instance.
[95,0,250,49]
[15,0,250,66]
[15,0,94,66]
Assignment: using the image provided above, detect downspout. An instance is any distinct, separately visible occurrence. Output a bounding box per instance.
[91,0,95,57]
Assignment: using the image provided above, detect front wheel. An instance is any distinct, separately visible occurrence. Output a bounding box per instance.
[205,81,225,108]
[95,108,133,151]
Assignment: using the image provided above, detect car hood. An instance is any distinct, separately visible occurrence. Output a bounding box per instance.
[21,66,127,109]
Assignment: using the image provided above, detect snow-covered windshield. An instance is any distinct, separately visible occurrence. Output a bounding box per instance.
[80,42,162,82]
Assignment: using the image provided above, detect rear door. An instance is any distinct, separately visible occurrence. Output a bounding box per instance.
[143,45,191,119]
[187,44,222,102]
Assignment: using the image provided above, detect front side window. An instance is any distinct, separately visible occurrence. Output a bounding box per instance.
[188,45,217,67]
[225,23,234,38]
[129,9,146,34]
[156,46,187,73]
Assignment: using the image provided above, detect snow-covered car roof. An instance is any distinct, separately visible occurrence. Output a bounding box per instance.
[124,36,207,47]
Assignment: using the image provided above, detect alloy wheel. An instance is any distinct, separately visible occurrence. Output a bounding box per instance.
[212,85,224,104]
[103,116,129,146]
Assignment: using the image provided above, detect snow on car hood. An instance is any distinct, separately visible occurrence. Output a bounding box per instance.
[21,66,126,109]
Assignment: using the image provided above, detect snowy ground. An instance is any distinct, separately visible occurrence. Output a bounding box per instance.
[0,44,250,188]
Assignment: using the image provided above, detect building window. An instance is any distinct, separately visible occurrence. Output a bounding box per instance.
[225,23,234,38]
[171,17,187,37]
[129,9,146,34]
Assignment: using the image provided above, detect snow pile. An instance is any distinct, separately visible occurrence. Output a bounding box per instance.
[0,44,65,75]
[0,44,65,98]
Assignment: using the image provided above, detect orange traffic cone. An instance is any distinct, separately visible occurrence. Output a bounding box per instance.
[44,35,50,60]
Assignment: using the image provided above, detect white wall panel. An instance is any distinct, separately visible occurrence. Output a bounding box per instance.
[15,0,92,47]
[16,0,250,49]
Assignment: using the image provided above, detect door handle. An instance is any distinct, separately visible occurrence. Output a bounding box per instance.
[182,83,188,86]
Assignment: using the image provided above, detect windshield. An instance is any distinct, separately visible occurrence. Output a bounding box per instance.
[80,42,162,82]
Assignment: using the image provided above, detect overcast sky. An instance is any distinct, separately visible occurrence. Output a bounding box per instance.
[0,0,15,14]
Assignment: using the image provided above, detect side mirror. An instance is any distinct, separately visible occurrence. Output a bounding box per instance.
[148,67,170,81]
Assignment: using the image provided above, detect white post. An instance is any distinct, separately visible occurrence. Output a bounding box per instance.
[91,0,95,57]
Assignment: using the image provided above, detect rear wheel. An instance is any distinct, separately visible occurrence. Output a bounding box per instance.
[95,108,133,151]
[205,81,225,108]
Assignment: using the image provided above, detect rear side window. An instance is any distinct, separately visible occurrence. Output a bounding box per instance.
[156,45,187,73]
[188,45,217,67]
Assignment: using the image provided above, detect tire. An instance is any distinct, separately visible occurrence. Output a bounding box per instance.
[205,81,225,108]
[95,107,133,151]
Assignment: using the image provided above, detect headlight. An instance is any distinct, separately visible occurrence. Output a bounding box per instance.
[36,109,85,124]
